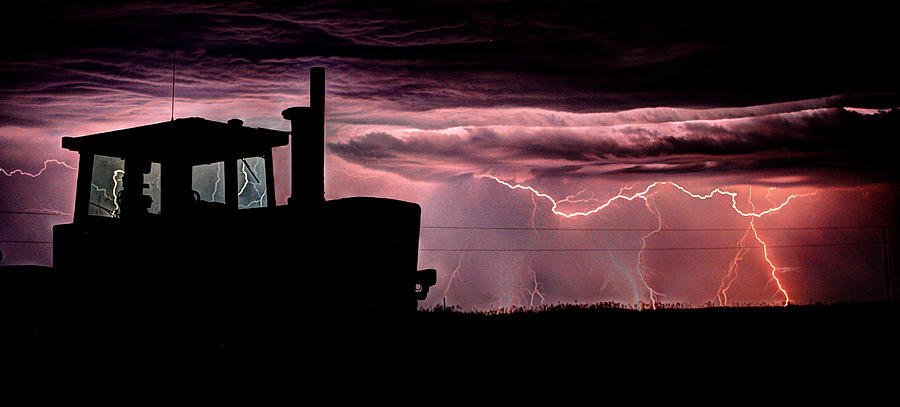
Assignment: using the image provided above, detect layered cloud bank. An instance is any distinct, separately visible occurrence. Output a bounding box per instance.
[330,104,900,187]
[5,1,897,190]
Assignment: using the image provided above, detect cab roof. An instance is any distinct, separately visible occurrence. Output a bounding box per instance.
[61,117,289,165]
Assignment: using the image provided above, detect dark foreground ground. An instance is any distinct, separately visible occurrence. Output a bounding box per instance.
[2,301,896,393]
[395,302,900,378]
[9,301,899,345]
[6,301,898,374]
[0,304,891,398]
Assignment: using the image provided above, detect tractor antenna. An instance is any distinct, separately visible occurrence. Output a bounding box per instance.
[170,50,176,121]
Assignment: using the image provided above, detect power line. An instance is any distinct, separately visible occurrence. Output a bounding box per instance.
[4,241,886,250]
[2,211,892,231]
[420,241,884,253]
[422,225,889,232]
[2,240,887,251]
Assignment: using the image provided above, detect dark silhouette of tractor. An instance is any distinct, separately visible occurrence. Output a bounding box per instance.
[4,68,436,349]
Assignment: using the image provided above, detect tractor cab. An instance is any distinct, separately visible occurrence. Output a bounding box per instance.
[53,117,288,272]
[61,117,287,223]
[49,118,291,339]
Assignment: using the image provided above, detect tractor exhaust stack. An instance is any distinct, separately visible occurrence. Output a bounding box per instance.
[283,66,325,208]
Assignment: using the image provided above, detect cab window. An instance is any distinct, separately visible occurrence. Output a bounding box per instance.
[191,161,225,204]
[237,156,267,209]
[88,155,124,217]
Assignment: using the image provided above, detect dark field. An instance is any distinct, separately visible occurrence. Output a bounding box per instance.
[5,300,898,369]
[400,302,900,365]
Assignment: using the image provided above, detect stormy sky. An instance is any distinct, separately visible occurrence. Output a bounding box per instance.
[2,1,898,308]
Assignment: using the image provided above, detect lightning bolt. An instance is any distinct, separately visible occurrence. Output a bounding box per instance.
[1,159,77,177]
[91,169,124,216]
[759,187,791,304]
[443,254,464,303]
[481,175,813,307]
[751,218,790,305]
[1,159,78,215]
[716,187,793,306]
[525,193,546,307]
[149,174,162,213]
[238,163,250,197]
[525,266,546,307]
[238,157,267,208]
[718,227,752,306]
[717,187,756,306]
[482,175,660,218]
[637,195,663,309]
[211,162,223,201]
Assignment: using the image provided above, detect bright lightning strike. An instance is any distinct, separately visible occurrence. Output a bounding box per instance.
[211,162,223,201]
[238,157,267,208]
[718,188,757,306]
[481,175,815,307]
[91,169,124,216]
[718,225,752,306]
[637,195,663,309]
[0,159,78,217]
[750,219,790,305]
[1,159,77,177]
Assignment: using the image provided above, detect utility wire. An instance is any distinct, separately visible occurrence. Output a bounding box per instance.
[3,240,885,249]
[422,225,892,232]
[2,211,892,232]
[420,241,885,252]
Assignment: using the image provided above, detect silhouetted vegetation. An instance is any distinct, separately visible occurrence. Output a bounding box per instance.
[411,301,900,336]
[422,300,899,314]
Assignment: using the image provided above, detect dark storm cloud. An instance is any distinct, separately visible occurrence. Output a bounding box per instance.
[4,0,897,120]
[328,108,900,185]
[3,0,898,189]
[0,113,49,128]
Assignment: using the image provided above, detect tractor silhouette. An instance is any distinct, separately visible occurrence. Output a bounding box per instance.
[2,68,437,350]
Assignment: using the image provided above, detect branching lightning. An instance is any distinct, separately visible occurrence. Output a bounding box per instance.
[637,195,663,309]
[715,187,792,306]
[480,175,815,307]
[1,159,77,177]
[1,159,79,216]
[91,169,124,216]
[751,218,790,305]
[717,226,751,306]
[200,158,267,208]
[718,188,757,306]
[525,193,547,306]
[238,157,267,208]
[525,266,546,307]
